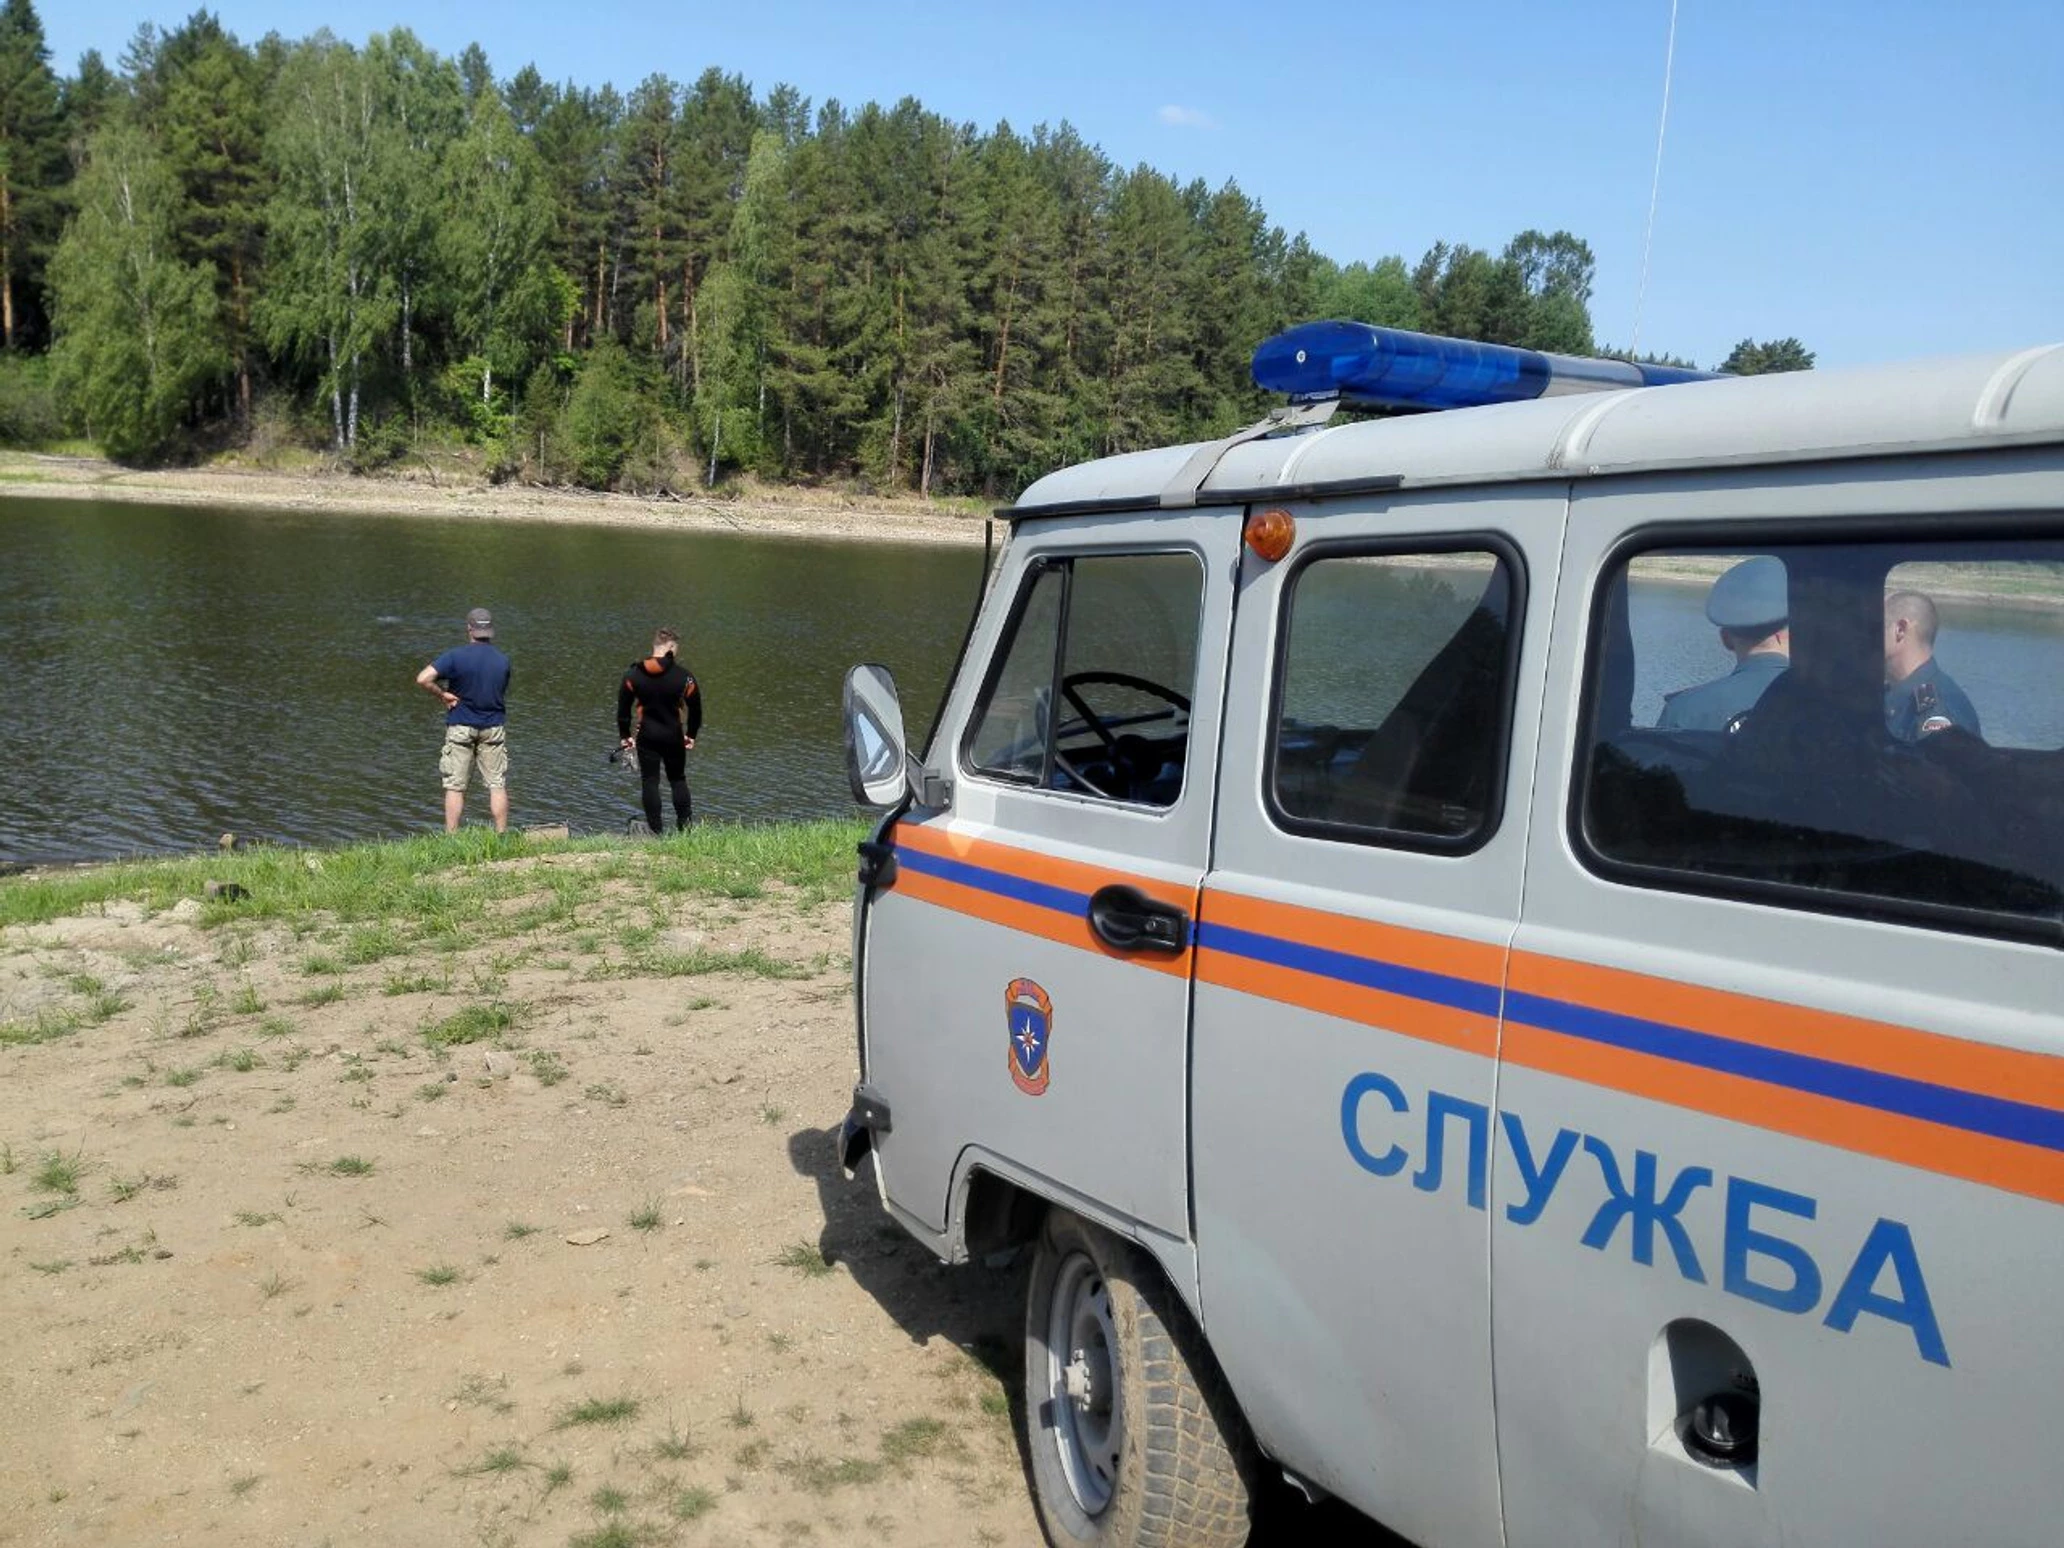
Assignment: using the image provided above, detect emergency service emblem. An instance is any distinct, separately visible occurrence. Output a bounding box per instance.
[1005,978,1053,1095]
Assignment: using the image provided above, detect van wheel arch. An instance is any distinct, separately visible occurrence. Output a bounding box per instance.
[960,1168,1048,1261]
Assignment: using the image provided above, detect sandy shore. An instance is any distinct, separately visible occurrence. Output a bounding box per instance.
[0,452,992,547]
[0,837,1357,1546]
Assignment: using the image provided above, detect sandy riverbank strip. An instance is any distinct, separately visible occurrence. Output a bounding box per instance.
[0,452,992,547]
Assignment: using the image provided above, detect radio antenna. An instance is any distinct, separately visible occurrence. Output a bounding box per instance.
[1630,0,1679,357]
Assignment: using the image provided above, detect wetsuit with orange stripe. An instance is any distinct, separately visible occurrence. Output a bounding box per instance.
[617,653,702,831]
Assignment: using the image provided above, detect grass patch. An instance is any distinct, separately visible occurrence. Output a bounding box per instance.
[415,1263,465,1287]
[217,1047,263,1072]
[164,1065,204,1088]
[423,999,524,1047]
[258,1269,296,1300]
[627,1198,664,1233]
[33,1149,83,1195]
[230,980,264,1015]
[503,1220,540,1240]
[228,1473,261,1497]
[340,924,407,965]
[382,968,444,996]
[623,944,813,981]
[301,952,343,977]
[81,989,131,1024]
[460,1446,527,1476]
[0,823,867,937]
[780,1451,884,1494]
[256,1014,296,1038]
[589,1484,629,1514]
[327,1155,375,1177]
[108,1172,175,1202]
[568,1524,661,1548]
[584,1081,628,1108]
[416,1081,448,1102]
[881,1416,952,1468]
[557,1394,640,1429]
[652,1422,697,1461]
[526,1048,567,1086]
[774,1241,833,1278]
[234,1209,283,1227]
[0,1008,81,1046]
[671,1486,717,1521]
[298,981,346,1007]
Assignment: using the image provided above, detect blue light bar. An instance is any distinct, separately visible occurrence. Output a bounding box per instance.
[1251,320,1716,410]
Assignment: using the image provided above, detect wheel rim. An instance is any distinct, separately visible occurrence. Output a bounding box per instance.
[1044,1249,1121,1516]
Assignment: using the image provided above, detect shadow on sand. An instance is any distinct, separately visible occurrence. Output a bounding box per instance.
[789,1125,1408,1546]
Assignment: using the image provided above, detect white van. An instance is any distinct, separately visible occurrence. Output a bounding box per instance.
[838,323,2064,1548]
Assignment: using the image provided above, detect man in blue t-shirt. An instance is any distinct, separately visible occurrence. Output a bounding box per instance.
[415,607,513,833]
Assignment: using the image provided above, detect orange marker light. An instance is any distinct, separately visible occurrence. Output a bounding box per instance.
[1244,508,1296,563]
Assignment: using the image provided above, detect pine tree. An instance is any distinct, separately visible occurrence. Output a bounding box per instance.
[0,0,64,348]
[156,20,269,424]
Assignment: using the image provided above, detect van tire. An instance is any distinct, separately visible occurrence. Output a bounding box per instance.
[1023,1209,1254,1548]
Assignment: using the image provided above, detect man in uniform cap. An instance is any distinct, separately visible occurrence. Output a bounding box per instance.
[1658,556,1790,733]
[1884,589,1981,741]
[415,607,512,832]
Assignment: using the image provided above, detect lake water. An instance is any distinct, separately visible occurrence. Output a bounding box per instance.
[0,500,984,861]
[4,501,2059,863]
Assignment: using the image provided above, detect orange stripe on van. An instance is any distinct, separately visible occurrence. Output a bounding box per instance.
[895,822,1197,913]
[892,838,1193,977]
[1508,952,2064,1119]
[1503,1023,2064,1206]
[1196,947,1497,1055]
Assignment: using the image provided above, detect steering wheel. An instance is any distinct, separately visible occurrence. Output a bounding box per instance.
[1058,671,1191,751]
[1051,672,1190,800]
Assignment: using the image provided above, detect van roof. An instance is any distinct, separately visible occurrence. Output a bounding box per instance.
[1006,343,2064,517]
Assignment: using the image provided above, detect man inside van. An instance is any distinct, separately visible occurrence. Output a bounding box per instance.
[1658,556,1790,733]
[1884,589,1981,740]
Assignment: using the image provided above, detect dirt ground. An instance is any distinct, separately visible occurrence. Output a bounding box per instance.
[0,452,987,547]
[0,869,1037,1547]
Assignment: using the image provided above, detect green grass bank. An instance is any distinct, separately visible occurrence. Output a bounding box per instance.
[0,820,868,951]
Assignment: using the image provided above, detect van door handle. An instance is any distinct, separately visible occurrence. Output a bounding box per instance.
[1088,884,1189,954]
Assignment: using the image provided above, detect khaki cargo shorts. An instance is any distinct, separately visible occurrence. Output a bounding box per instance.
[439,725,508,792]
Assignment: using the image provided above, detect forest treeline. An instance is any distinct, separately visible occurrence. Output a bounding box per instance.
[0,3,1814,495]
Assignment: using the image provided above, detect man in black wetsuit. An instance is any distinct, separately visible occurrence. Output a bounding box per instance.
[617,627,703,832]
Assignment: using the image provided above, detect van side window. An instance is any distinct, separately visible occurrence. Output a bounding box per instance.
[1269,546,1520,849]
[963,552,1203,808]
[1577,536,2064,942]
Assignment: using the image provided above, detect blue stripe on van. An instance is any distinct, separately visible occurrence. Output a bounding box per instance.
[894,845,1088,918]
[1503,991,2064,1156]
[897,843,2064,1158]
[1191,921,1503,1019]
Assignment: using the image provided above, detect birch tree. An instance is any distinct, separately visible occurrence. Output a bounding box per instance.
[260,34,393,452]
[48,123,222,459]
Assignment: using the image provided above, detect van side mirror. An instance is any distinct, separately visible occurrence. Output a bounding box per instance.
[843,664,912,807]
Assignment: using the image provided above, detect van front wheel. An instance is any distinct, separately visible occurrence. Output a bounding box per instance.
[1023,1210,1253,1547]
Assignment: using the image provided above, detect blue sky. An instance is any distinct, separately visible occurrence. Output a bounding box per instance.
[47,1,2064,370]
